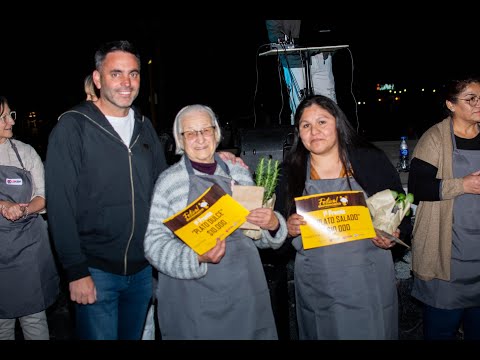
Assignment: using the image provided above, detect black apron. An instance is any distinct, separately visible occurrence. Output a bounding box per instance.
[0,140,59,318]
[412,122,480,308]
[156,155,277,339]
[291,162,398,339]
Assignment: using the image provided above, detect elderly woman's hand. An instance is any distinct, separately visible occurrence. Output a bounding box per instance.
[198,238,226,264]
[246,208,279,231]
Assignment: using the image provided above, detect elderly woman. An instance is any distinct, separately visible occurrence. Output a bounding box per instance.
[0,96,59,340]
[144,104,288,340]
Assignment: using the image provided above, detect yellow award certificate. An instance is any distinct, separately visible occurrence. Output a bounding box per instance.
[295,190,376,249]
[163,184,249,255]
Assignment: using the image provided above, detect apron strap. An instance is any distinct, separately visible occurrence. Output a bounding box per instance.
[214,153,230,176]
[8,139,26,171]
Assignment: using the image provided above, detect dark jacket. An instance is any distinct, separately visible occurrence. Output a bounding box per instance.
[45,101,167,282]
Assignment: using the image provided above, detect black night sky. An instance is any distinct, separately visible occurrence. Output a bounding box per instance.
[2,9,479,156]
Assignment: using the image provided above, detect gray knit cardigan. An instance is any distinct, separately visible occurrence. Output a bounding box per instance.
[144,156,288,279]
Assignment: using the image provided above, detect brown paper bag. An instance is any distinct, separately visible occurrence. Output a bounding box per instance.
[242,194,277,240]
[232,185,264,230]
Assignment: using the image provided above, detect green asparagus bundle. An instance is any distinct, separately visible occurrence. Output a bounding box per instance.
[254,157,280,203]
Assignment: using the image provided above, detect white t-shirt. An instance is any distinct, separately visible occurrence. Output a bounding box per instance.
[105,108,135,146]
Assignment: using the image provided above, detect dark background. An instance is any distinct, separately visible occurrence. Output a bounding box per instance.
[3,7,477,341]
[2,9,478,158]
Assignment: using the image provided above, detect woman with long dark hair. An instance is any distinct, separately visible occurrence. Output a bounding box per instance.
[278,95,411,339]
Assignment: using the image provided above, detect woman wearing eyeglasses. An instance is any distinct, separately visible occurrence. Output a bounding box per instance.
[0,96,59,340]
[409,77,480,340]
[144,104,288,339]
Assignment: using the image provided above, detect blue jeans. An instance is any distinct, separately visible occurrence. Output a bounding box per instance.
[75,266,153,340]
[423,304,480,340]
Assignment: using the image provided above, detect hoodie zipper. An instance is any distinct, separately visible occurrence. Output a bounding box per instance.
[63,110,144,275]
[123,132,141,274]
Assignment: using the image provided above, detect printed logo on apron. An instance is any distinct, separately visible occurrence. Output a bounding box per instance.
[6,178,23,185]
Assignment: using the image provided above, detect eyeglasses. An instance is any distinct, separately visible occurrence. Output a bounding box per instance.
[181,126,216,141]
[0,111,16,123]
[458,95,480,107]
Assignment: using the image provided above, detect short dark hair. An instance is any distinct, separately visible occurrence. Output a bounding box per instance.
[442,76,480,103]
[440,76,480,116]
[94,40,141,71]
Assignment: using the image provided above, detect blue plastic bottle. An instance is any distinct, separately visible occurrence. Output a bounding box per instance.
[398,136,410,172]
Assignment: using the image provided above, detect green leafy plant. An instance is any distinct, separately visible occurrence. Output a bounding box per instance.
[390,190,414,216]
[254,157,280,203]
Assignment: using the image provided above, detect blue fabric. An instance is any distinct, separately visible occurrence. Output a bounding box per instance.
[74,266,152,340]
[423,304,480,340]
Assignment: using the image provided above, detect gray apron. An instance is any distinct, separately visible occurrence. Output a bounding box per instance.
[156,155,277,339]
[412,123,480,309]
[291,162,398,339]
[0,140,59,318]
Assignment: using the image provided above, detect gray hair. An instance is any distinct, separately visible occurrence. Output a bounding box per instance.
[173,104,222,155]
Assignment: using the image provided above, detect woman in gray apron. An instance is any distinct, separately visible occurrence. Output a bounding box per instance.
[144,104,288,339]
[0,96,59,340]
[278,95,409,339]
[409,77,480,340]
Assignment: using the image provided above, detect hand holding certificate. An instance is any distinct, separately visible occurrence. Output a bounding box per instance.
[295,190,376,249]
[163,184,249,255]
